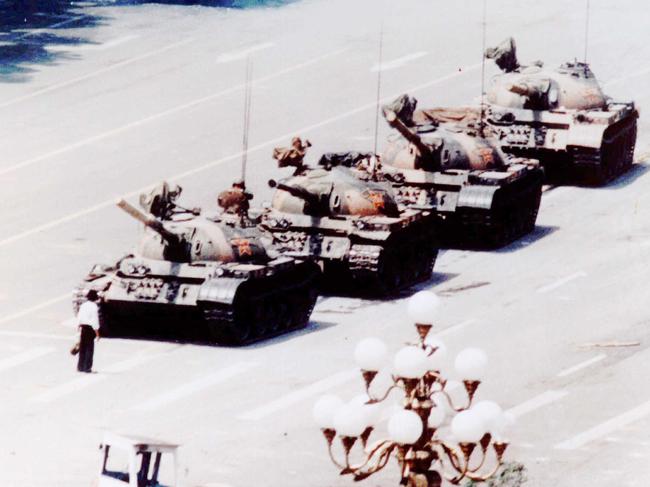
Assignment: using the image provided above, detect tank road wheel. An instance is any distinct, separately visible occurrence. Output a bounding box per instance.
[624,120,637,170]
[250,303,269,340]
[586,117,637,185]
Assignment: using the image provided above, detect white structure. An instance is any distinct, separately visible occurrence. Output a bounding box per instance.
[98,432,179,487]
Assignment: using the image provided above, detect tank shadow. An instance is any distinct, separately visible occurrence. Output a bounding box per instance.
[493,224,558,254]
[542,161,648,188]
[318,271,458,300]
[99,318,335,348]
[601,162,649,190]
[241,320,338,349]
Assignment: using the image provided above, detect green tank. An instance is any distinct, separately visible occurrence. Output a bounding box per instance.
[376,94,544,249]
[260,164,437,295]
[73,183,320,345]
[482,37,638,184]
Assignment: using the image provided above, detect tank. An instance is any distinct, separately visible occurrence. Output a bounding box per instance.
[482,37,638,185]
[378,94,544,249]
[259,164,438,295]
[73,184,320,345]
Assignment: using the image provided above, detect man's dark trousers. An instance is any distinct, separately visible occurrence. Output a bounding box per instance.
[77,325,95,372]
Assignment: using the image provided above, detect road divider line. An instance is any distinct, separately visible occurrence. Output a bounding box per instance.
[507,390,569,418]
[555,399,650,450]
[13,15,88,41]
[0,346,55,373]
[0,47,346,177]
[0,293,70,326]
[33,374,106,403]
[536,271,587,294]
[0,60,480,249]
[0,330,74,341]
[133,362,258,412]
[0,38,193,109]
[372,51,427,72]
[216,42,274,63]
[557,354,606,378]
[33,347,173,403]
[238,369,358,421]
[435,319,477,338]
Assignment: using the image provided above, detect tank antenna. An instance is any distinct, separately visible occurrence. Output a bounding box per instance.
[372,19,384,157]
[583,0,591,64]
[241,56,253,184]
[479,0,487,137]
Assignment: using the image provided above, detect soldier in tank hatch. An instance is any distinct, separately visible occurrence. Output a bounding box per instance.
[217,179,253,218]
[273,137,311,175]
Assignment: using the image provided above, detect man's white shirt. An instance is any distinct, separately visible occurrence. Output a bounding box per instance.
[77,301,100,331]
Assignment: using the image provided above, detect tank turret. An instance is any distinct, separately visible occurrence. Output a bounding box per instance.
[261,155,437,295]
[74,185,320,345]
[482,37,638,184]
[268,167,400,218]
[382,95,506,173]
[380,94,544,249]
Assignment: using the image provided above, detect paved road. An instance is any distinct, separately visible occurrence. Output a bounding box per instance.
[0,0,649,485]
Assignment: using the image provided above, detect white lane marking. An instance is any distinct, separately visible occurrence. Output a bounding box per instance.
[555,399,650,450]
[536,271,587,294]
[0,60,481,248]
[46,35,139,52]
[33,349,170,403]
[216,42,274,63]
[0,293,69,325]
[0,46,346,178]
[0,330,74,341]
[435,319,477,338]
[34,374,106,403]
[507,390,569,418]
[13,15,87,41]
[238,369,358,421]
[60,318,78,329]
[557,354,607,378]
[0,346,54,372]
[133,362,258,412]
[371,52,427,72]
[0,38,193,109]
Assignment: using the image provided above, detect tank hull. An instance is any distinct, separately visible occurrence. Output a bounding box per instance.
[486,102,638,185]
[260,210,438,296]
[392,163,544,249]
[73,256,320,345]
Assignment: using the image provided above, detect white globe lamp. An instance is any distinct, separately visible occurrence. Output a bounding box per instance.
[388,409,424,445]
[451,409,485,444]
[313,395,344,429]
[394,346,428,379]
[454,347,488,381]
[354,338,388,372]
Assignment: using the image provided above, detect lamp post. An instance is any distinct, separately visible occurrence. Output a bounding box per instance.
[313,291,514,487]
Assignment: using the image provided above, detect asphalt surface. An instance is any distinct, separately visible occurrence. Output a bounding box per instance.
[1,0,649,485]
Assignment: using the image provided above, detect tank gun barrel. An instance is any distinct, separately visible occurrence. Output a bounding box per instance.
[268,179,321,209]
[383,108,435,161]
[116,199,180,244]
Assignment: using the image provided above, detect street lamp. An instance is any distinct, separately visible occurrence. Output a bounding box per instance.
[313,290,513,486]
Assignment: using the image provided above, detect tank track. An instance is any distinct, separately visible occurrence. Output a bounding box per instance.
[573,117,637,186]
[439,170,544,249]
[202,262,320,345]
[346,223,437,295]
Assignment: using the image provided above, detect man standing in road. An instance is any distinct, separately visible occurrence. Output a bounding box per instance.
[76,290,100,373]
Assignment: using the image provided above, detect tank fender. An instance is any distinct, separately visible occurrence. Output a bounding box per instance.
[198,277,247,306]
[567,122,608,149]
[457,185,500,210]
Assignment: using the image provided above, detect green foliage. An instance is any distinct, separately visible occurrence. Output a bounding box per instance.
[463,462,527,487]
